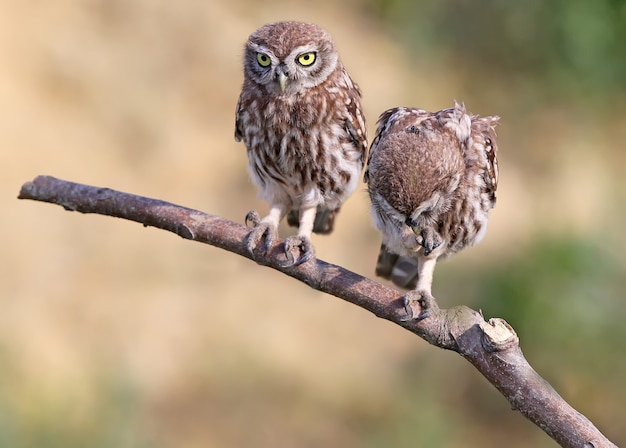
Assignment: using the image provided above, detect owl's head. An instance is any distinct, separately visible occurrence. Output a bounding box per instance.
[243,21,339,95]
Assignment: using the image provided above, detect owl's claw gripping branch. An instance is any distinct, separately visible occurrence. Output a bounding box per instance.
[244,210,261,228]
[244,211,277,258]
[401,290,437,321]
[245,209,315,266]
[281,235,315,267]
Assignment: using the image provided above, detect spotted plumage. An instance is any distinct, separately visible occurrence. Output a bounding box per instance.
[365,102,499,319]
[235,21,367,265]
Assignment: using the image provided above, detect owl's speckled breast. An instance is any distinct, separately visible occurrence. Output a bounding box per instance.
[240,84,362,211]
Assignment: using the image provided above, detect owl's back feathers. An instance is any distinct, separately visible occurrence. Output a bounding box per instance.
[366,102,499,289]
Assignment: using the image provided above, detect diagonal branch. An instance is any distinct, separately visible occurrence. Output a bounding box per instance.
[18,175,616,448]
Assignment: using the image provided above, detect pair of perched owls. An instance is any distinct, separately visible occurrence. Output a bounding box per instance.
[234,21,499,319]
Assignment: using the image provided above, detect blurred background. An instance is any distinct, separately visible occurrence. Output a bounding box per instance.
[3,0,625,446]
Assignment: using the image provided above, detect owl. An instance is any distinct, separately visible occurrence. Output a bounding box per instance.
[235,21,367,266]
[365,102,499,319]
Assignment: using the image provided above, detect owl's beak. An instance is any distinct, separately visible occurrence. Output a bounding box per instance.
[277,71,288,93]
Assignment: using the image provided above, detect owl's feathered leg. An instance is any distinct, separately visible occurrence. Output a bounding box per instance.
[287,207,337,234]
[311,207,337,234]
[244,204,286,258]
[282,205,316,267]
[375,244,420,289]
[401,254,438,321]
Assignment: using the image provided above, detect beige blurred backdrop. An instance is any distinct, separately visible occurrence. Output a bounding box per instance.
[2,0,625,446]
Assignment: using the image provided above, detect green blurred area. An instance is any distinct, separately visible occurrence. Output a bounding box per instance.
[370,0,626,103]
[2,0,625,446]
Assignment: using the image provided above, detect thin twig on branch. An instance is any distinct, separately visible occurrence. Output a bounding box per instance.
[18,175,616,448]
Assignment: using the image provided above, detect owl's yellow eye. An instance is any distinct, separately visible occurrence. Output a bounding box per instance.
[256,53,271,67]
[297,52,316,66]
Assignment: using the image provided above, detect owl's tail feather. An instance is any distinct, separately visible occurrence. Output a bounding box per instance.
[287,207,338,234]
[376,244,420,290]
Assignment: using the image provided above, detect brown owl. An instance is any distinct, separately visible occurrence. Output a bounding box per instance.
[365,102,499,319]
[235,21,367,266]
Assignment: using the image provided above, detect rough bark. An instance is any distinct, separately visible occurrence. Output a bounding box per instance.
[18,175,617,448]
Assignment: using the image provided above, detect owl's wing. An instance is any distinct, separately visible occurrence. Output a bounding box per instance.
[432,103,499,205]
[471,116,500,204]
[344,81,368,165]
[363,108,399,183]
[234,95,245,143]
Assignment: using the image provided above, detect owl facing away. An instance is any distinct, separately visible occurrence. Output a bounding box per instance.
[365,102,499,319]
[235,21,367,266]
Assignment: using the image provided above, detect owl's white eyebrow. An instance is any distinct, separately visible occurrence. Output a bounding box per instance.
[288,45,318,56]
[248,42,270,54]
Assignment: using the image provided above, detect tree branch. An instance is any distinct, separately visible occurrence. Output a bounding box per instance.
[18,175,616,448]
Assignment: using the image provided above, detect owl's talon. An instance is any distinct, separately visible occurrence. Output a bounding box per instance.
[281,236,315,267]
[420,228,443,256]
[245,210,261,228]
[245,222,276,259]
[400,290,436,321]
